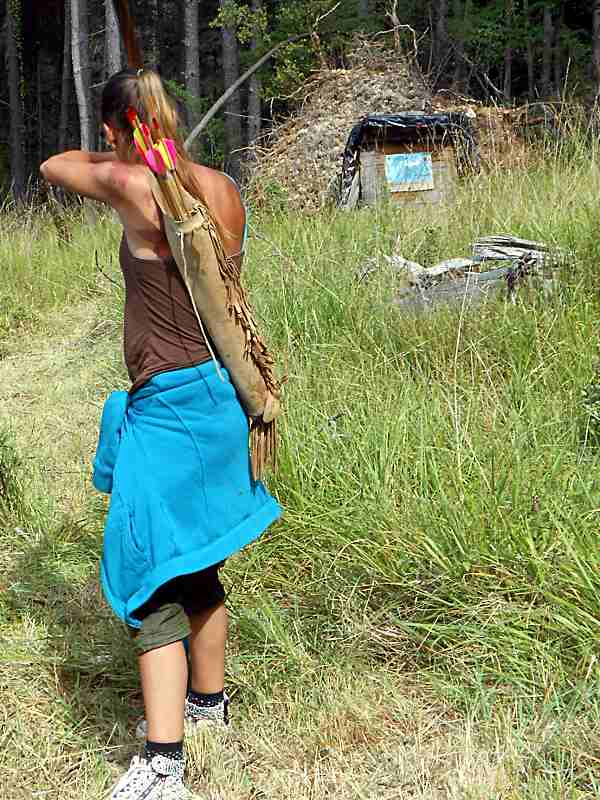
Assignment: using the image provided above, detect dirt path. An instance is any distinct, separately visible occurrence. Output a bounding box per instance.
[0,298,123,514]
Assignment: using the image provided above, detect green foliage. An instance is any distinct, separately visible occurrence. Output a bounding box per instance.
[0,204,121,324]
[210,0,269,46]
[463,2,510,62]
[240,142,600,707]
[210,0,385,101]
[581,363,600,447]
[457,1,593,97]
[163,79,225,167]
[262,0,383,99]
[202,0,596,111]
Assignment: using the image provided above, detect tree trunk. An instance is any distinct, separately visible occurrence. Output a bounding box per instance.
[435,0,449,71]
[358,0,369,15]
[59,0,72,152]
[594,0,600,96]
[183,0,199,130]
[503,48,512,102]
[503,0,514,101]
[554,3,564,97]
[71,0,93,150]
[105,0,121,78]
[220,0,242,182]
[6,0,26,200]
[541,4,554,98]
[37,51,44,166]
[523,0,535,99]
[452,0,465,89]
[247,0,262,151]
[427,1,434,74]
[144,0,160,66]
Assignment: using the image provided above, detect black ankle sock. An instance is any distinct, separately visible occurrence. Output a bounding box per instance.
[187,689,224,707]
[144,740,184,762]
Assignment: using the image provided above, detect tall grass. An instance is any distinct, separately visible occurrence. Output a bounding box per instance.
[0,204,121,339]
[241,149,600,707]
[2,141,600,796]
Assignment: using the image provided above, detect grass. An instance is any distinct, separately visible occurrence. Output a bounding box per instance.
[2,143,600,797]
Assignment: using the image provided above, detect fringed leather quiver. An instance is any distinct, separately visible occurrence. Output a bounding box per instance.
[148,175,281,480]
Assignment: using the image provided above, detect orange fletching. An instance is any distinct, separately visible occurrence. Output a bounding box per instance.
[126,106,138,126]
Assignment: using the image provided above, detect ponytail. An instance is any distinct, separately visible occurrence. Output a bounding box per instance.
[102,68,234,241]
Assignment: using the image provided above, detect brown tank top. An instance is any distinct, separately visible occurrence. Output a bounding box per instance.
[119,234,212,393]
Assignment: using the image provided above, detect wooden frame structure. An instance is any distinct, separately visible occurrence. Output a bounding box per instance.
[338,112,479,210]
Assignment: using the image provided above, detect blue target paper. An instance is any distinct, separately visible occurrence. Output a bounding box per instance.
[385,152,434,192]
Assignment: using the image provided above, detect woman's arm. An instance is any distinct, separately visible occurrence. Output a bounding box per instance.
[48,150,117,164]
[40,150,125,204]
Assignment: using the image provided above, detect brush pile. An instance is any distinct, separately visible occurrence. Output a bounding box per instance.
[430,93,531,170]
[250,37,544,212]
[249,37,430,212]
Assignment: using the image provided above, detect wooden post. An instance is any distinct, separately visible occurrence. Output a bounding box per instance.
[360,151,381,205]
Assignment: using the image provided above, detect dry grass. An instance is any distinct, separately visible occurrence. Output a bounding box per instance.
[3,151,600,797]
[0,291,597,799]
[3,596,598,800]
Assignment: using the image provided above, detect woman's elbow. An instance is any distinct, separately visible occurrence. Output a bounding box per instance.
[40,156,60,184]
[39,158,52,182]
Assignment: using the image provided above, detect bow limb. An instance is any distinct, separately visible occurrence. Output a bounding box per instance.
[110,0,143,69]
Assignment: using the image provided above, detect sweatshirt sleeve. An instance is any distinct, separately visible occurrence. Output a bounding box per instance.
[92,391,129,494]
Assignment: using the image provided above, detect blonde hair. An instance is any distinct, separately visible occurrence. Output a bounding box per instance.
[102,68,231,239]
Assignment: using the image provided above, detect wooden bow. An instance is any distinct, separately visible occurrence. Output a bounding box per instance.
[111,0,143,68]
[109,0,312,149]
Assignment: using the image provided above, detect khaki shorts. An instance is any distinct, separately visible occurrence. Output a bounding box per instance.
[129,563,225,654]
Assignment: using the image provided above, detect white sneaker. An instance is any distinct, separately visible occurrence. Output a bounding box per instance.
[135,693,230,740]
[109,754,190,800]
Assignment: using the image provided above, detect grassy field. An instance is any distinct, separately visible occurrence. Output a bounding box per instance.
[2,145,600,798]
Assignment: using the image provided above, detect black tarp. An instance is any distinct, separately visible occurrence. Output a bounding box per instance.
[338,112,479,208]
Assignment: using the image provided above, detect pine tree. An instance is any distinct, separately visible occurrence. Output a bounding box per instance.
[183,0,200,129]
[220,0,242,181]
[6,0,26,199]
[71,0,93,150]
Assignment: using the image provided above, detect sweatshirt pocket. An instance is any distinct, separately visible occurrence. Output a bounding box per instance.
[102,493,151,602]
[122,507,151,576]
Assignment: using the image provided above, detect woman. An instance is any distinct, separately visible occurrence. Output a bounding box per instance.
[41,68,281,800]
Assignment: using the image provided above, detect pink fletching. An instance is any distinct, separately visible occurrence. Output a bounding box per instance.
[145,147,167,175]
[164,139,177,169]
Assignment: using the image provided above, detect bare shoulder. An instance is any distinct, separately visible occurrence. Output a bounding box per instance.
[107,163,165,254]
[110,161,153,198]
[190,163,245,242]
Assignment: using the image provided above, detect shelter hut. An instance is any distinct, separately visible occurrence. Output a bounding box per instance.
[338,112,479,210]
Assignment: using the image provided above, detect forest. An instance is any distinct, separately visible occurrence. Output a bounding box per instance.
[1,0,599,199]
[5,3,600,799]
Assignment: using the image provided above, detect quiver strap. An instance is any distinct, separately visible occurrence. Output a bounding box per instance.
[147,174,281,480]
